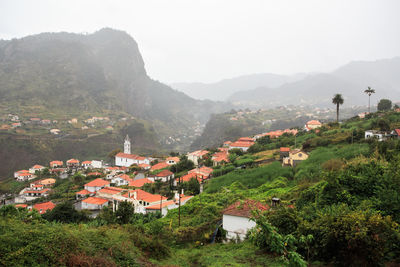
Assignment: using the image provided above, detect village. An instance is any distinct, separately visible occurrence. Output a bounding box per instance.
[7,115,400,238]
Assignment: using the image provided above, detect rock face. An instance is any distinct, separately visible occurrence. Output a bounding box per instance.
[0,28,229,145]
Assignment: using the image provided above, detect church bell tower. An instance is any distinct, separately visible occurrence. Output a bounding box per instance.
[124,135,131,154]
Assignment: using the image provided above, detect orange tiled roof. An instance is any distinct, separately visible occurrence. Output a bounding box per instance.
[146,200,175,210]
[230,141,254,148]
[280,147,290,152]
[223,200,269,218]
[82,161,92,165]
[50,161,63,166]
[85,178,109,187]
[180,172,204,183]
[15,204,28,208]
[150,162,169,171]
[98,187,124,195]
[75,189,91,195]
[156,169,173,177]
[82,197,108,205]
[32,165,44,169]
[123,189,167,203]
[129,178,153,187]
[33,201,56,214]
[115,152,147,161]
[307,120,322,125]
[67,159,79,164]
[138,163,151,169]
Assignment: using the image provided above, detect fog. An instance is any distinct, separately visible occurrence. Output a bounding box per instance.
[1,0,399,83]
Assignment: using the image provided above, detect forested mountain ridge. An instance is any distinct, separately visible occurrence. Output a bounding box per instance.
[0,28,229,146]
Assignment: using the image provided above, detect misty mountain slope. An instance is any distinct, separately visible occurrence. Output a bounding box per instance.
[171,73,308,101]
[0,28,229,146]
[227,57,400,108]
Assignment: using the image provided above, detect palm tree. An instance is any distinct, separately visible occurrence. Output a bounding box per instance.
[332,94,344,122]
[364,86,375,113]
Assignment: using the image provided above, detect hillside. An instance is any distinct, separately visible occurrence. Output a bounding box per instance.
[2,109,400,266]
[0,28,229,149]
[190,105,367,150]
[228,57,400,108]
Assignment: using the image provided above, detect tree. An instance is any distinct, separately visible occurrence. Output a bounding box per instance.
[377,99,392,111]
[42,202,89,223]
[115,201,134,224]
[332,94,344,123]
[364,87,375,113]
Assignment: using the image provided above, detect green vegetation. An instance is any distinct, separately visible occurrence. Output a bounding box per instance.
[2,109,400,266]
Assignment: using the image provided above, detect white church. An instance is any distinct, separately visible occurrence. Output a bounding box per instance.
[115,135,150,167]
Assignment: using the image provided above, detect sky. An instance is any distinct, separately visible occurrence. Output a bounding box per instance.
[1,0,400,83]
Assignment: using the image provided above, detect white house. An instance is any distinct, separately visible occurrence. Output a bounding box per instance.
[29,165,45,174]
[91,160,103,169]
[187,150,209,166]
[111,174,132,186]
[149,170,174,182]
[222,200,269,241]
[81,161,92,169]
[84,178,110,193]
[365,130,389,142]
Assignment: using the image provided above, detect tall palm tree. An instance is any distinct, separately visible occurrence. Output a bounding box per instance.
[332,94,344,123]
[364,86,375,113]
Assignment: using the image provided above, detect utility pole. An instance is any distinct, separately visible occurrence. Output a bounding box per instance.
[159,193,163,217]
[178,176,181,227]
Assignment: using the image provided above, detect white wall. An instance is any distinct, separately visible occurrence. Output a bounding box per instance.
[223,214,256,241]
[81,201,108,210]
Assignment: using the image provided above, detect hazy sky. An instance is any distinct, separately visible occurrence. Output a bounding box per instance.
[1,0,399,83]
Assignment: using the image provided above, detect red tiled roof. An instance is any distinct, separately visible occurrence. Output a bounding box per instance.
[50,161,63,166]
[24,188,51,194]
[33,201,55,214]
[67,159,79,164]
[98,187,124,195]
[188,150,209,157]
[115,152,147,161]
[230,141,254,148]
[15,204,28,208]
[280,147,290,152]
[32,165,44,169]
[82,197,108,205]
[395,129,400,136]
[82,161,92,164]
[85,178,110,187]
[166,157,180,164]
[156,169,173,177]
[180,172,204,183]
[238,137,254,142]
[146,200,175,210]
[189,166,213,177]
[129,178,153,187]
[150,162,169,171]
[123,189,167,203]
[223,200,269,218]
[307,120,322,125]
[75,189,91,195]
[138,163,151,169]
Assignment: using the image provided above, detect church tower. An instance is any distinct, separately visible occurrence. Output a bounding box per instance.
[124,135,131,154]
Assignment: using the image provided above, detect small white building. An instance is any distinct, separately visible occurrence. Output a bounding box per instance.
[84,178,110,193]
[365,130,389,142]
[111,174,132,186]
[222,200,269,241]
[91,160,103,169]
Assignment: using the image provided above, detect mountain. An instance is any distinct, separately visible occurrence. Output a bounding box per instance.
[228,57,400,108]
[0,28,229,148]
[170,73,308,101]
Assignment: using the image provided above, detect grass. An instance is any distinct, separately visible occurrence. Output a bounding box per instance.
[153,241,284,267]
[205,162,293,193]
